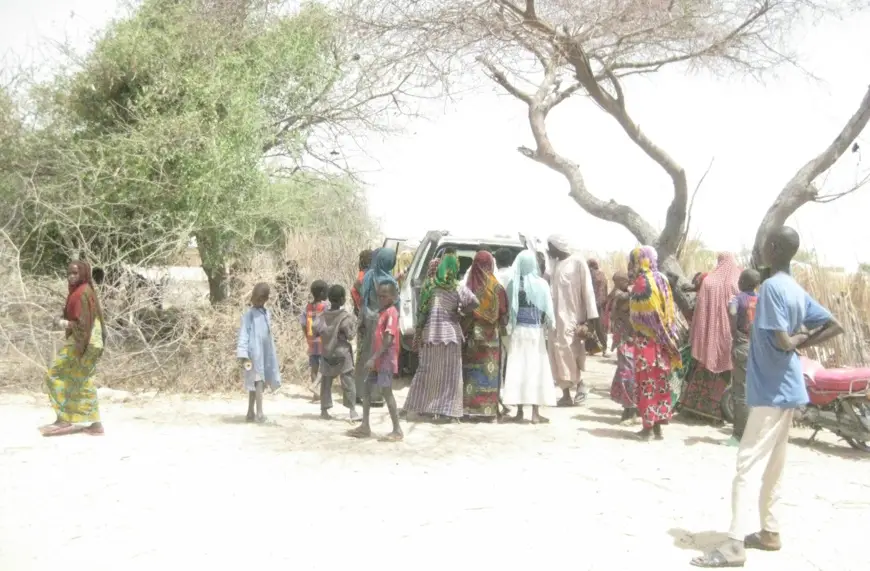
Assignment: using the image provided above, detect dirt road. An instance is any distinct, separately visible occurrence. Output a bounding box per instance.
[1,356,868,570]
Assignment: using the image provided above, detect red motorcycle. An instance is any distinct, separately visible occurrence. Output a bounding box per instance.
[794,357,870,452]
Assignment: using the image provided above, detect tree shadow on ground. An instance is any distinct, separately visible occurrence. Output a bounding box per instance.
[667,528,730,551]
[578,426,639,441]
[789,436,870,461]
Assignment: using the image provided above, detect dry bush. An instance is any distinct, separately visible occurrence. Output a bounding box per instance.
[0,232,367,393]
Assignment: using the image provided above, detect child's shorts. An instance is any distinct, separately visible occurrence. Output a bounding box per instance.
[366,370,394,389]
[309,355,321,368]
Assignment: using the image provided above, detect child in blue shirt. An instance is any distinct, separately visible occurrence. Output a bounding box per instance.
[237,283,281,423]
[692,227,842,568]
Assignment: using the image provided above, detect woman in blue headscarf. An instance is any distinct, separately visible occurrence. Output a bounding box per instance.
[501,250,557,423]
[353,248,398,406]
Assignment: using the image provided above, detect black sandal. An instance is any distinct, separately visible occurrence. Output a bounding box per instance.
[690,549,745,568]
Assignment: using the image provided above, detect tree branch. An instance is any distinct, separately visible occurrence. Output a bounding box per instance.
[677,157,715,259]
[477,57,533,105]
[751,84,870,266]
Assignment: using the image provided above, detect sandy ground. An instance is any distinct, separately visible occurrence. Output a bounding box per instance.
[1,356,869,571]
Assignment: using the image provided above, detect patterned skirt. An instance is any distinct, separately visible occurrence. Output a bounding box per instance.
[609,336,636,409]
[462,322,501,418]
[46,345,102,424]
[633,336,673,430]
[679,359,730,422]
[404,342,464,418]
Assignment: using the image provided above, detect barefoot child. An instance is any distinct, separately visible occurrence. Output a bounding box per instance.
[349,282,403,441]
[237,283,281,423]
[314,285,359,421]
[300,280,329,400]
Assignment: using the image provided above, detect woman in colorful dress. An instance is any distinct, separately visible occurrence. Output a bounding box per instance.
[628,246,682,441]
[353,247,396,406]
[461,251,508,421]
[502,250,556,424]
[605,270,638,425]
[681,252,741,422]
[41,261,108,437]
[404,253,478,422]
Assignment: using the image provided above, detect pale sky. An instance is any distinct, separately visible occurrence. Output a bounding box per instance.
[3,0,869,268]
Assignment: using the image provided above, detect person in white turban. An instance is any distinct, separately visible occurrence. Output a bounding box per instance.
[546,234,599,406]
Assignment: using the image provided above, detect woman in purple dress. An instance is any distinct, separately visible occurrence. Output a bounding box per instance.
[403,253,478,422]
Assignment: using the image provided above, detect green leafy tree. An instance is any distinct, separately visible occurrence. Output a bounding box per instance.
[4,0,409,303]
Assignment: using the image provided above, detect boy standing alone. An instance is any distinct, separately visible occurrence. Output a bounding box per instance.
[691,226,843,568]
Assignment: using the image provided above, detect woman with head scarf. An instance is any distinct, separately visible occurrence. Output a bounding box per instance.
[461,251,508,421]
[681,252,742,422]
[628,246,682,441]
[352,248,397,407]
[40,261,108,437]
[403,253,479,422]
[501,250,556,423]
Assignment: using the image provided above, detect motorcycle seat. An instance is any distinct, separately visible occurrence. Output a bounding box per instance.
[801,357,870,392]
[809,368,870,392]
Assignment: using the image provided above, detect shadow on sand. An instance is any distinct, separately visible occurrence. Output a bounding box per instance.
[578,426,640,441]
[667,528,730,552]
[572,413,621,425]
[789,436,870,461]
[218,415,279,426]
[684,435,729,447]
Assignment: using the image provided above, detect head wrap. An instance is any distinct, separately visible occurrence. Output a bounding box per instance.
[507,250,554,329]
[628,246,681,368]
[361,248,398,314]
[416,253,459,334]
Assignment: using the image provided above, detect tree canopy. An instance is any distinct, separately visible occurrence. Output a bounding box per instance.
[1,0,403,302]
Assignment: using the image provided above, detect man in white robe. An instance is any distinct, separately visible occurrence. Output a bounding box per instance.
[546,234,599,406]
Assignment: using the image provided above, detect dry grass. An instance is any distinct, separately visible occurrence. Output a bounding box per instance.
[0,233,367,393]
[2,236,867,396]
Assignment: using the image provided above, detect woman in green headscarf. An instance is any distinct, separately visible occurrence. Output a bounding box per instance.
[404,253,479,421]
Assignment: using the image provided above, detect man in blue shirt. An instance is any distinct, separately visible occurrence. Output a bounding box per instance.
[692,226,843,568]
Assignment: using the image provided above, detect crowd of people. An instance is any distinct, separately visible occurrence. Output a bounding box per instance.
[35,226,845,568]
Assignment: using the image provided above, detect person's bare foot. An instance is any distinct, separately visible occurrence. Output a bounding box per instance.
[320,410,331,420]
[245,412,255,423]
[379,431,403,442]
[531,414,549,424]
[556,395,573,407]
[348,425,372,438]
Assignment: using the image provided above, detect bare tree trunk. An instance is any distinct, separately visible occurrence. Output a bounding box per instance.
[195,231,229,305]
[751,85,870,267]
